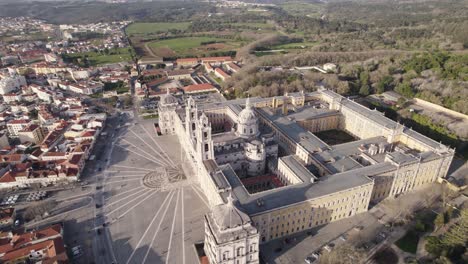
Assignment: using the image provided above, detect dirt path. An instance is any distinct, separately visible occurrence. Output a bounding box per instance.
[144,42,157,58]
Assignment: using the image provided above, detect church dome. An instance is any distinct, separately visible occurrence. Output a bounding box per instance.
[238,98,257,125]
[160,89,178,106]
[212,194,251,231]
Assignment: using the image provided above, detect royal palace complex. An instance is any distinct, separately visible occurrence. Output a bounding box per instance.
[158,87,455,264]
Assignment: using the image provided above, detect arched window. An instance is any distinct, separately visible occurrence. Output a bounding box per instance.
[223,251,229,260]
[250,243,256,252]
[236,247,244,256]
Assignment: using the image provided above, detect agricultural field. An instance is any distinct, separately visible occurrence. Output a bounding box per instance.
[63,48,134,67]
[125,22,191,36]
[147,36,242,58]
[230,22,275,30]
[279,2,325,18]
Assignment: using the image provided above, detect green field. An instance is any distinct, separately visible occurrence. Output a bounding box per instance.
[125,22,191,35]
[280,2,325,18]
[64,48,133,66]
[148,37,241,57]
[273,41,317,49]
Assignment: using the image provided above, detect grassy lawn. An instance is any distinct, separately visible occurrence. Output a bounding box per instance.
[395,230,419,254]
[315,129,356,145]
[148,36,240,57]
[142,114,159,120]
[125,22,191,35]
[104,81,129,94]
[64,48,133,66]
[209,72,223,84]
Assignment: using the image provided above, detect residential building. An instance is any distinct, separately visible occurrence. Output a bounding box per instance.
[18,124,45,144]
[0,224,68,263]
[7,119,30,138]
[0,75,26,95]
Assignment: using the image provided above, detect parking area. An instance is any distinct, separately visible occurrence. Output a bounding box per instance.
[0,191,49,206]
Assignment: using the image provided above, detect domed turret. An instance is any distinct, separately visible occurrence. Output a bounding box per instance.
[211,193,251,231]
[237,97,259,138]
[159,88,178,106]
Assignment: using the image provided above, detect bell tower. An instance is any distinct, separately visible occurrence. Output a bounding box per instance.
[185,96,198,145]
[195,113,214,161]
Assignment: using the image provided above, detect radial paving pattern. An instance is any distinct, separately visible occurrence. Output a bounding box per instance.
[100,121,210,264]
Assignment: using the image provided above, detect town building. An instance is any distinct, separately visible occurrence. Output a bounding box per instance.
[7,119,31,138]
[214,68,230,81]
[0,224,68,263]
[176,58,199,67]
[0,75,26,95]
[18,124,45,144]
[183,83,218,95]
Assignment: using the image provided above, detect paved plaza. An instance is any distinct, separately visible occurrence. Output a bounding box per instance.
[100,121,210,264]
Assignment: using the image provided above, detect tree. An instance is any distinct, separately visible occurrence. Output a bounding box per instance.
[124,65,132,74]
[376,75,393,94]
[359,84,370,96]
[24,200,57,221]
[359,71,370,96]
[434,256,453,264]
[442,209,468,247]
[435,213,445,230]
[395,81,415,98]
[425,236,445,256]
[319,244,366,264]
[123,95,133,108]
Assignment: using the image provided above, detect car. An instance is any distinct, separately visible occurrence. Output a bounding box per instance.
[339,234,348,241]
[305,256,317,264]
[354,225,364,231]
[14,220,20,226]
[323,243,334,252]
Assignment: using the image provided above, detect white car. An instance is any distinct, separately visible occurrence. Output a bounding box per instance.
[305,256,317,264]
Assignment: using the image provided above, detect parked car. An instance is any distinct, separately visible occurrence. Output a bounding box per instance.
[305,256,318,264]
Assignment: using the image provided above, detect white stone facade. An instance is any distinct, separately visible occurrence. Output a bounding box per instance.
[157,89,455,261]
